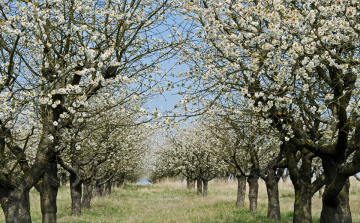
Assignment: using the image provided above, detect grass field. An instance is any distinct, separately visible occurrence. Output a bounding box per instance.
[1,178,359,223]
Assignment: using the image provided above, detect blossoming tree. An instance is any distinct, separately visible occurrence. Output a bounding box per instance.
[0,0,183,222]
[178,0,360,222]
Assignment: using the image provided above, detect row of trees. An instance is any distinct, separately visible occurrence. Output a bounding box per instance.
[149,117,284,216]
[149,112,343,222]
[168,0,360,223]
[0,0,182,222]
[1,0,359,222]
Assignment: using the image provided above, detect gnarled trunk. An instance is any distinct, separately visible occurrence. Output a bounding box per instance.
[81,179,93,209]
[286,146,314,223]
[70,174,82,216]
[196,175,202,195]
[0,186,32,223]
[247,169,259,212]
[236,175,246,207]
[39,155,59,223]
[265,171,281,220]
[202,179,208,197]
[320,179,352,223]
[320,156,352,223]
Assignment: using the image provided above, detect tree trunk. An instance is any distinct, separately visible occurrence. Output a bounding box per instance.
[111,181,115,193]
[287,148,313,223]
[320,156,352,223]
[0,110,56,223]
[315,167,323,198]
[247,169,259,212]
[293,186,312,223]
[186,177,195,190]
[94,179,103,197]
[39,156,59,223]
[104,179,112,196]
[0,186,32,223]
[81,179,93,209]
[117,174,125,188]
[202,179,208,197]
[320,179,352,223]
[70,174,82,216]
[197,175,202,195]
[236,175,246,207]
[265,171,281,220]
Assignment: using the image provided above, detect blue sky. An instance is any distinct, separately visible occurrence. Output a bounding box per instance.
[145,13,195,115]
[147,59,187,114]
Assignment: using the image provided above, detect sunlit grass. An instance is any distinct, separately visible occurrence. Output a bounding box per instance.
[0,178,359,222]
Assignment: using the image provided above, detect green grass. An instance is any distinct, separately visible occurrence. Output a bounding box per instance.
[1,179,360,222]
[281,193,295,199]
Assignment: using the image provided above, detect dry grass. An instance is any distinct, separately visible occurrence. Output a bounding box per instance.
[0,178,359,222]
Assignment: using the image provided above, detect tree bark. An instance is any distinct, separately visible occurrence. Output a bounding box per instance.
[320,179,352,223]
[0,186,32,223]
[319,155,352,223]
[286,146,314,223]
[81,179,93,209]
[247,169,259,212]
[236,175,246,207]
[265,169,281,220]
[39,155,59,223]
[293,186,312,223]
[196,175,202,195]
[70,174,82,216]
[202,179,208,197]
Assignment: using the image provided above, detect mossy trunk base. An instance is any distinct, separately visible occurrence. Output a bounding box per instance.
[0,187,32,223]
[293,187,312,223]
[320,179,352,223]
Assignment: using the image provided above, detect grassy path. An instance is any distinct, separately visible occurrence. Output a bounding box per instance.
[1,179,360,222]
[55,180,294,223]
